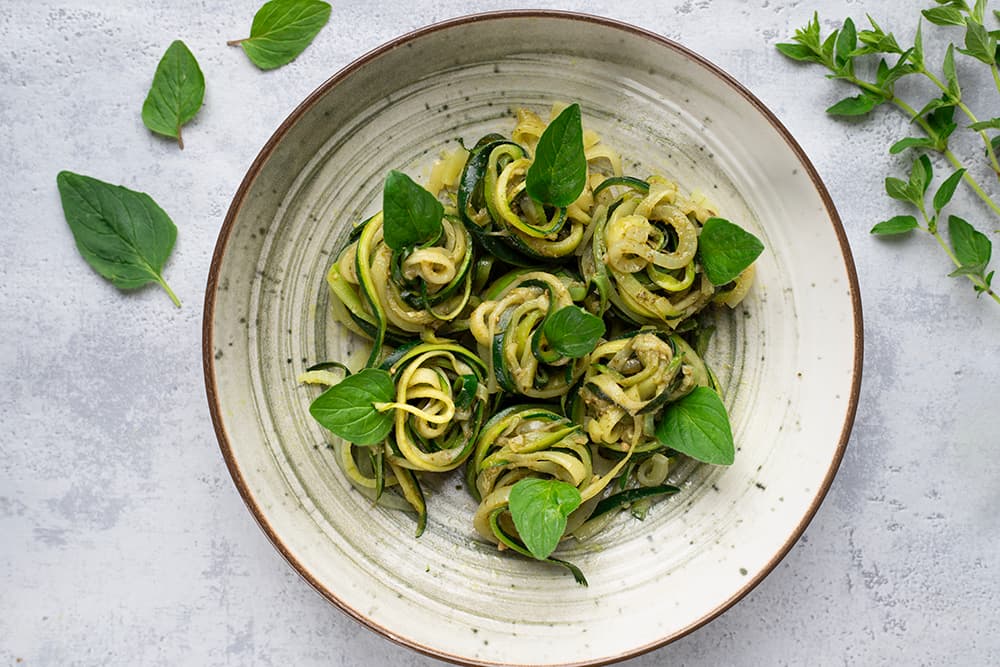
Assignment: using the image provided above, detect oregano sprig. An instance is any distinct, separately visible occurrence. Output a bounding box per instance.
[778,9,1000,304]
[871,156,997,302]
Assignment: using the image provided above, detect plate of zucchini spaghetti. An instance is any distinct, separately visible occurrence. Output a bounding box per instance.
[204,10,862,666]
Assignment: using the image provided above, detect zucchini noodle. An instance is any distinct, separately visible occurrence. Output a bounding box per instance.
[307,105,762,578]
[469,270,588,399]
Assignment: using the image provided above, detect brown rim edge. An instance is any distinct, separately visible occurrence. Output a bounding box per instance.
[202,10,864,667]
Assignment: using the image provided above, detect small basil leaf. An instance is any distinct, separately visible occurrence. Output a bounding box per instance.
[934,169,967,211]
[775,42,821,62]
[525,103,587,207]
[697,217,764,286]
[922,7,966,26]
[825,92,881,116]
[141,40,205,149]
[949,264,988,278]
[382,170,444,250]
[508,478,582,561]
[948,215,992,269]
[543,306,605,358]
[229,0,331,70]
[308,367,395,446]
[889,137,936,154]
[870,215,919,235]
[655,386,735,465]
[56,171,180,306]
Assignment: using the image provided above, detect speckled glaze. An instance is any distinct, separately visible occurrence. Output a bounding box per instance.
[204,11,861,667]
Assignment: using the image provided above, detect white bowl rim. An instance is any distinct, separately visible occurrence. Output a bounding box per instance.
[202,9,864,666]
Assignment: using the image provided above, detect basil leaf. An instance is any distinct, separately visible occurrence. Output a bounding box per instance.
[948,215,992,269]
[56,171,180,306]
[826,92,881,116]
[308,368,395,446]
[654,386,735,465]
[382,170,444,250]
[229,0,331,70]
[543,306,605,358]
[870,215,919,235]
[697,217,764,286]
[934,168,967,211]
[922,7,966,26]
[889,137,936,154]
[141,40,205,149]
[508,478,582,561]
[525,103,587,207]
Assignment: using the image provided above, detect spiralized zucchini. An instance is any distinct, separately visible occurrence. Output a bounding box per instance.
[310,105,760,578]
[328,210,475,361]
[469,269,588,399]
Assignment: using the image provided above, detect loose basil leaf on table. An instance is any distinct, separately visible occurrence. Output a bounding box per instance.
[696,217,764,286]
[508,478,582,561]
[543,305,605,358]
[525,103,587,207]
[228,0,332,70]
[141,40,205,149]
[56,171,181,307]
[309,368,395,446]
[382,170,444,250]
[655,386,735,465]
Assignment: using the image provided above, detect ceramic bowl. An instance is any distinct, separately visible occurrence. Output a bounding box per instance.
[204,11,862,666]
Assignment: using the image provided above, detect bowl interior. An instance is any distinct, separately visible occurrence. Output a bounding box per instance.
[206,12,860,666]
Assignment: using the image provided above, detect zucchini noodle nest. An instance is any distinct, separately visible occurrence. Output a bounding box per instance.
[307,105,760,578]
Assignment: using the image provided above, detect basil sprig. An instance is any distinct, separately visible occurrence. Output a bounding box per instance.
[697,217,765,286]
[382,170,444,250]
[654,386,735,465]
[508,478,582,561]
[56,171,181,307]
[228,0,332,70]
[543,305,605,358]
[309,368,395,446]
[525,103,588,207]
[141,40,205,149]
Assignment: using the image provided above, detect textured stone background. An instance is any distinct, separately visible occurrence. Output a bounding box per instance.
[2,0,999,665]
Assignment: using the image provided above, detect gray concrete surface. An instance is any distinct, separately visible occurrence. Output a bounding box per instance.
[2,1,999,665]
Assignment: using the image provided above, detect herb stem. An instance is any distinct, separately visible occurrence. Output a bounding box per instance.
[928,228,1000,304]
[919,66,1000,178]
[226,38,247,47]
[992,64,1000,98]
[157,277,182,308]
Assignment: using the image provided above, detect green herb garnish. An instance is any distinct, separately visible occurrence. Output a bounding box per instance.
[56,171,180,306]
[543,305,605,359]
[525,103,587,207]
[308,368,395,446]
[141,40,205,149]
[777,8,1000,304]
[655,386,735,465]
[696,218,764,286]
[508,478,582,561]
[381,170,444,250]
[228,0,332,70]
